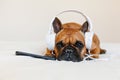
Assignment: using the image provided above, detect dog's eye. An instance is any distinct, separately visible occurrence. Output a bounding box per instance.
[56,41,64,49]
[74,41,84,48]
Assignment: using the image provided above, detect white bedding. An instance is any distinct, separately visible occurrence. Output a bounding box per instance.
[0,42,120,80]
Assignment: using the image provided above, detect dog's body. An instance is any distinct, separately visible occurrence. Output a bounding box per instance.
[45,17,106,62]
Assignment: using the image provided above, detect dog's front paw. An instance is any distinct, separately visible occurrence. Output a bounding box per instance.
[100,49,106,54]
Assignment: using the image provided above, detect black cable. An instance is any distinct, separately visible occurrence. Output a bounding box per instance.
[15,51,56,60]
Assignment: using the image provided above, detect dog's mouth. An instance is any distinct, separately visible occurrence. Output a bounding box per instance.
[58,55,82,62]
[57,46,83,62]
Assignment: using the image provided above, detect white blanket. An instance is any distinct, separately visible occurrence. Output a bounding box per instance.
[0,42,120,80]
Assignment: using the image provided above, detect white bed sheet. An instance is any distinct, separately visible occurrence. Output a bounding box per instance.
[0,42,120,80]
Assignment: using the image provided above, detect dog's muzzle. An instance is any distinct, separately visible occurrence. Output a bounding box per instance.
[58,45,82,62]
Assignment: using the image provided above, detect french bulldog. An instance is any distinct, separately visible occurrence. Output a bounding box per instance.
[45,17,106,62]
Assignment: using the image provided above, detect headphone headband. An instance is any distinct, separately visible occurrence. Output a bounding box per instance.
[55,10,93,31]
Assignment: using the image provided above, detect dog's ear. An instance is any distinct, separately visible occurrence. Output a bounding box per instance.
[81,21,89,33]
[52,17,62,33]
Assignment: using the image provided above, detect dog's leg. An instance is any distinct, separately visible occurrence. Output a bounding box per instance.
[90,48,106,59]
[45,48,54,57]
[90,48,100,58]
[100,49,106,54]
[90,34,106,58]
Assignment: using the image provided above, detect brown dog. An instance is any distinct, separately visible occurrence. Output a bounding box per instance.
[45,17,106,62]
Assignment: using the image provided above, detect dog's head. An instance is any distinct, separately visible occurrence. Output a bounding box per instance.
[52,17,89,62]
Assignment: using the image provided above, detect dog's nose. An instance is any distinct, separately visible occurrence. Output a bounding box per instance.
[65,49,74,54]
[65,49,73,59]
[64,46,75,60]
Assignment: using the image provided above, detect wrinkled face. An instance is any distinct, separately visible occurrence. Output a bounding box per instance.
[52,17,89,62]
[54,24,87,62]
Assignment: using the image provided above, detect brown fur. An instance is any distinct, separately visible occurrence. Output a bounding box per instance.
[45,22,106,59]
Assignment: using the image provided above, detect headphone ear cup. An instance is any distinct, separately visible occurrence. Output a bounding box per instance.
[85,31,94,50]
[46,33,56,50]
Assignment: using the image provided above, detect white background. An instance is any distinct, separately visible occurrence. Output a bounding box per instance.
[0,0,120,43]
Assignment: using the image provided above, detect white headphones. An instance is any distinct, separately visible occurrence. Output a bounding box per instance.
[46,10,94,51]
